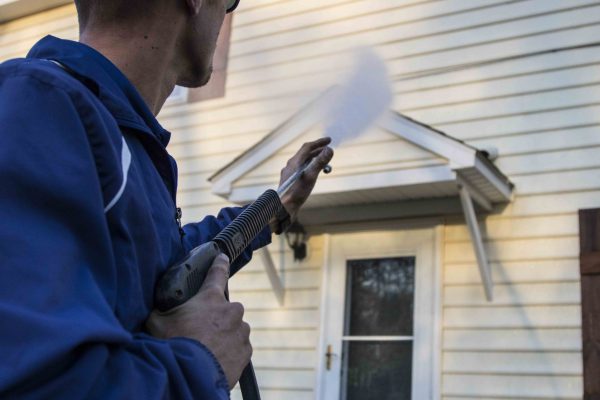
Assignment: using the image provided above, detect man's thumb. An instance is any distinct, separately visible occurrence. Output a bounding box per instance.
[200,253,230,293]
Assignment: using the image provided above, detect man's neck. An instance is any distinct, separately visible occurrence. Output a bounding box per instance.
[80,26,180,116]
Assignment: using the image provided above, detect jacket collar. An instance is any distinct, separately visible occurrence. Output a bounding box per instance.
[27,35,171,147]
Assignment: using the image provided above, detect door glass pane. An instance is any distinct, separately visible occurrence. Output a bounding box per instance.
[344,257,415,336]
[341,341,412,400]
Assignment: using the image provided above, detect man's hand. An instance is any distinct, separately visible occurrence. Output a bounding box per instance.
[279,137,334,218]
[146,254,251,389]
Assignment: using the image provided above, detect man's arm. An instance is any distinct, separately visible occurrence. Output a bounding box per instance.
[181,208,271,275]
[0,70,230,399]
[180,138,333,275]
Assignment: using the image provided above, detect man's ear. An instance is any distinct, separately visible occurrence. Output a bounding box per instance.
[185,0,203,15]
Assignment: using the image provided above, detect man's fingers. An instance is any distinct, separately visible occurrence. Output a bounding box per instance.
[301,137,331,151]
[305,147,334,179]
[307,147,326,160]
[296,145,328,168]
[199,253,230,295]
[290,137,332,166]
[311,136,332,147]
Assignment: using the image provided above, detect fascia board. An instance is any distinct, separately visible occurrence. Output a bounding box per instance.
[0,0,71,23]
[211,123,294,196]
[211,90,335,197]
[210,105,324,196]
[379,112,477,168]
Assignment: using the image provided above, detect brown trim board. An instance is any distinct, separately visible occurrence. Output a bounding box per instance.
[579,208,600,399]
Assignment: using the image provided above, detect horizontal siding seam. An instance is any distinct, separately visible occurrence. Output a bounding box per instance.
[443,349,582,354]
[443,327,581,332]
[443,281,580,288]
[0,16,75,48]
[228,19,600,75]
[507,164,600,178]
[434,100,600,126]
[460,120,600,141]
[231,1,599,57]
[0,4,74,33]
[161,62,600,121]
[516,187,600,198]
[232,0,368,28]
[442,371,582,377]
[226,41,600,90]
[232,0,511,43]
[396,60,600,93]
[402,81,600,112]
[443,303,581,309]
[443,326,581,331]
[498,143,600,160]
[444,280,579,287]
[444,212,578,226]
[168,102,600,147]
[444,258,578,266]
[444,234,578,244]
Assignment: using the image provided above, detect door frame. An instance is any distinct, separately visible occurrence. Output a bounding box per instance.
[315,225,443,400]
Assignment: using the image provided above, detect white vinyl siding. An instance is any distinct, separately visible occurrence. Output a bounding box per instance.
[229,236,324,400]
[0,5,77,59]
[2,1,597,398]
[218,2,594,398]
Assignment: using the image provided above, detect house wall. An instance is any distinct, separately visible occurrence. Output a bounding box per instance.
[2,0,599,398]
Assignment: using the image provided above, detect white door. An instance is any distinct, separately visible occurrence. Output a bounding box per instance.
[318,229,439,400]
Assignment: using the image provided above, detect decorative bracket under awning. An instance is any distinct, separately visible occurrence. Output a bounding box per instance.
[458,178,494,301]
[209,92,514,303]
[259,247,285,306]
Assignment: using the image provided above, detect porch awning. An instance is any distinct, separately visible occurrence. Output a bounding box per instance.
[209,93,513,301]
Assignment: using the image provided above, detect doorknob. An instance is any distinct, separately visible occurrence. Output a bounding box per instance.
[325,344,337,370]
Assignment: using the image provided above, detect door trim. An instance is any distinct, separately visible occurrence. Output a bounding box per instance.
[315,226,443,400]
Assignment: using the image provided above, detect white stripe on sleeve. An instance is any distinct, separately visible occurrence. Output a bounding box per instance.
[104,136,132,213]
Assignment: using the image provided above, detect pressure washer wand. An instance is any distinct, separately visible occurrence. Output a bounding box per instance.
[278,159,332,197]
[155,159,331,311]
[154,160,330,400]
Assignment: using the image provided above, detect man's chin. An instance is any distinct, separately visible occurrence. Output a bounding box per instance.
[178,70,212,88]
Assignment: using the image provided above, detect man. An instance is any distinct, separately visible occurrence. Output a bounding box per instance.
[0,0,333,398]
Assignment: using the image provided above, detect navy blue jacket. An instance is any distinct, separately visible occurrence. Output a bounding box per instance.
[0,36,271,399]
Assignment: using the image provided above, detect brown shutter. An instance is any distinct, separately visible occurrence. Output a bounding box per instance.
[188,14,233,102]
[579,208,600,399]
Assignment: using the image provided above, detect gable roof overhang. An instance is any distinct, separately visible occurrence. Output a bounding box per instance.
[209,92,513,302]
[209,92,512,213]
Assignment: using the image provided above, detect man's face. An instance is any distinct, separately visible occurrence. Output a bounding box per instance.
[177,0,229,88]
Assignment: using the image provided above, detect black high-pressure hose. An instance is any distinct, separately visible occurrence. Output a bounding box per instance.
[155,161,331,400]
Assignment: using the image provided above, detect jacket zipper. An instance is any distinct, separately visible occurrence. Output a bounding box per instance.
[175,207,185,242]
